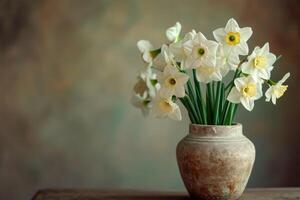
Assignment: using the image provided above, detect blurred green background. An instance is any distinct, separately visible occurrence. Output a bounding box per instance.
[0,0,299,199]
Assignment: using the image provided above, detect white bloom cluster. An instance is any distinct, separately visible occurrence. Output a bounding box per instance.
[132,19,290,121]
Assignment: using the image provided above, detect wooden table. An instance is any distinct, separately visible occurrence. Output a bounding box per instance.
[32,188,300,200]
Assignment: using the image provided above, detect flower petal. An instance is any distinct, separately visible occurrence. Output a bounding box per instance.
[241,97,254,111]
[153,54,166,71]
[205,40,219,52]
[265,87,272,102]
[236,42,249,55]
[163,64,176,76]
[175,73,189,84]
[137,40,153,53]
[257,68,272,80]
[195,32,207,43]
[278,72,290,84]
[271,95,277,105]
[174,86,185,98]
[234,77,246,91]
[166,22,182,42]
[203,55,217,66]
[261,42,270,54]
[213,28,226,43]
[254,82,263,100]
[142,52,153,63]
[241,61,254,75]
[169,104,182,121]
[211,70,223,81]
[184,56,196,69]
[227,87,241,103]
[159,86,174,98]
[240,27,253,42]
[225,18,240,32]
[227,53,240,70]
[266,53,276,66]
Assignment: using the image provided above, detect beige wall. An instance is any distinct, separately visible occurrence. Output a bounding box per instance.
[0,0,299,199]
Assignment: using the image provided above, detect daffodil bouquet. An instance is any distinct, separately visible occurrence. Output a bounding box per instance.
[131,19,290,125]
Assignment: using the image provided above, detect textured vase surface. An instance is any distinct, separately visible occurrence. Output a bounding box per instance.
[176,124,255,200]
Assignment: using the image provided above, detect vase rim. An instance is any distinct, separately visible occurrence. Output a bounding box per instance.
[190,123,242,128]
[189,123,243,137]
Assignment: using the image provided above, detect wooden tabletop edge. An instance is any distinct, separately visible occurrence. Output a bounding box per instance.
[32,188,300,200]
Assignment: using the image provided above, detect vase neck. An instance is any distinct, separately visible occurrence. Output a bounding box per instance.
[189,124,243,137]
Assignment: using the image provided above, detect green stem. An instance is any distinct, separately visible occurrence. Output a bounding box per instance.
[221,69,241,124]
[276,55,282,62]
[179,97,197,124]
[213,81,222,124]
[224,103,237,125]
[224,103,232,125]
[206,83,214,124]
[229,104,238,125]
[220,83,225,122]
[225,70,242,91]
[186,77,202,124]
[185,95,200,124]
[224,80,233,91]
[221,101,229,124]
[192,69,207,124]
[212,81,216,102]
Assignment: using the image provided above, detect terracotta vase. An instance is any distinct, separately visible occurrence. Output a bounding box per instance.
[176,124,255,200]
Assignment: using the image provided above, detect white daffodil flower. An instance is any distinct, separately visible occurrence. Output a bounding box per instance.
[241,43,276,81]
[216,44,240,77]
[227,76,263,111]
[133,68,159,98]
[213,18,252,56]
[152,44,176,71]
[169,30,197,69]
[137,40,155,64]
[158,64,189,98]
[152,96,182,121]
[131,92,152,116]
[166,22,182,43]
[183,32,219,69]
[195,65,222,84]
[265,72,290,105]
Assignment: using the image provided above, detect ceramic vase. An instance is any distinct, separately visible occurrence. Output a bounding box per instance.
[176,124,255,200]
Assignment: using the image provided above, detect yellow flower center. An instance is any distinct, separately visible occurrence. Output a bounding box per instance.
[274,85,288,98]
[192,45,206,58]
[198,48,205,56]
[159,100,173,113]
[165,77,177,87]
[225,32,240,46]
[242,83,257,98]
[169,78,176,85]
[253,56,267,69]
